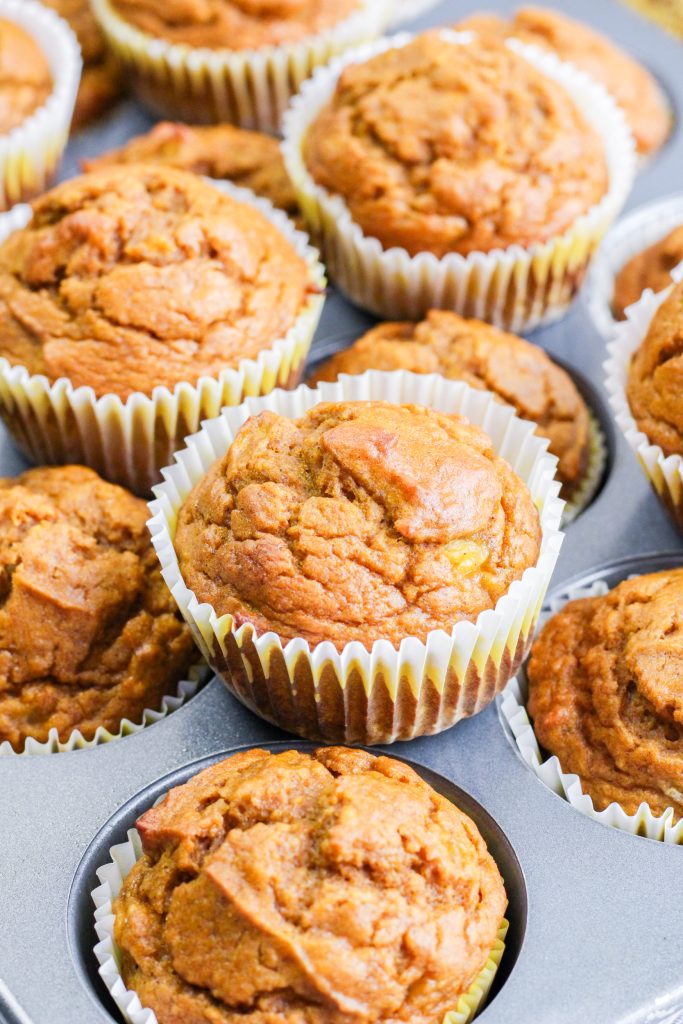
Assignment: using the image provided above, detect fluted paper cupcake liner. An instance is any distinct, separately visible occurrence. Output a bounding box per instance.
[149,371,564,745]
[282,31,636,332]
[0,180,325,497]
[604,270,683,533]
[586,193,683,338]
[91,0,396,134]
[499,579,683,843]
[92,828,509,1024]
[0,661,209,758]
[0,0,81,210]
[561,413,607,527]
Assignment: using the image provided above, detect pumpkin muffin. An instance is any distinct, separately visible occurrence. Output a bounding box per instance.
[527,568,683,818]
[0,165,315,400]
[0,465,196,751]
[309,312,591,501]
[0,18,52,134]
[114,746,507,1024]
[626,278,683,457]
[83,121,299,222]
[303,31,608,259]
[613,225,683,319]
[109,0,362,50]
[174,401,542,650]
[41,0,122,130]
[457,6,670,158]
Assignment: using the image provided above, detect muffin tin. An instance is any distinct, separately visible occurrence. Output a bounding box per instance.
[0,1,682,1022]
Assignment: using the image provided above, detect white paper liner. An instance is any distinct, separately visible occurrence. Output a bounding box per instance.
[92,828,509,1024]
[0,179,326,496]
[282,31,636,332]
[561,413,607,527]
[148,371,564,745]
[499,578,683,844]
[585,192,683,338]
[91,0,396,134]
[0,0,81,210]
[604,267,683,533]
[0,661,209,758]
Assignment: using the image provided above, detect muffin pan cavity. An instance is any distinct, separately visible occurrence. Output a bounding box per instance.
[498,552,683,843]
[69,744,527,1023]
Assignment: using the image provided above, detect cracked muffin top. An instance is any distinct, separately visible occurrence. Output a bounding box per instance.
[457,5,670,158]
[110,0,361,50]
[174,401,542,650]
[626,278,683,457]
[528,569,683,818]
[42,0,122,130]
[309,311,591,500]
[0,19,52,135]
[303,31,608,258]
[0,165,314,399]
[0,465,196,751]
[114,746,507,1024]
[613,226,683,320]
[83,121,298,222]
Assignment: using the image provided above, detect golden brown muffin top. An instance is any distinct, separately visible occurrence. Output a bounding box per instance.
[115,746,507,1024]
[304,31,608,259]
[626,278,683,457]
[309,311,590,499]
[528,569,683,818]
[0,165,314,399]
[0,19,52,134]
[613,225,683,320]
[0,466,196,751]
[458,5,670,157]
[83,121,298,220]
[111,0,361,50]
[174,401,542,650]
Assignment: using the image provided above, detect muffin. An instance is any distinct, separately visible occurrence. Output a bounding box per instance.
[113,746,508,1024]
[0,18,52,133]
[151,374,562,743]
[174,401,542,651]
[309,311,591,502]
[0,465,196,752]
[284,28,635,327]
[527,568,683,818]
[0,1,80,209]
[303,33,607,259]
[626,278,683,459]
[613,225,683,319]
[605,276,683,535]
[90,0,395,132]
[0,164,324,493]
[41,0,122,131]
[83,121,299,223]
[457,6,670,158]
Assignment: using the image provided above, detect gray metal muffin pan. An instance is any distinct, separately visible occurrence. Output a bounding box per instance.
[0,1,682,1022]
